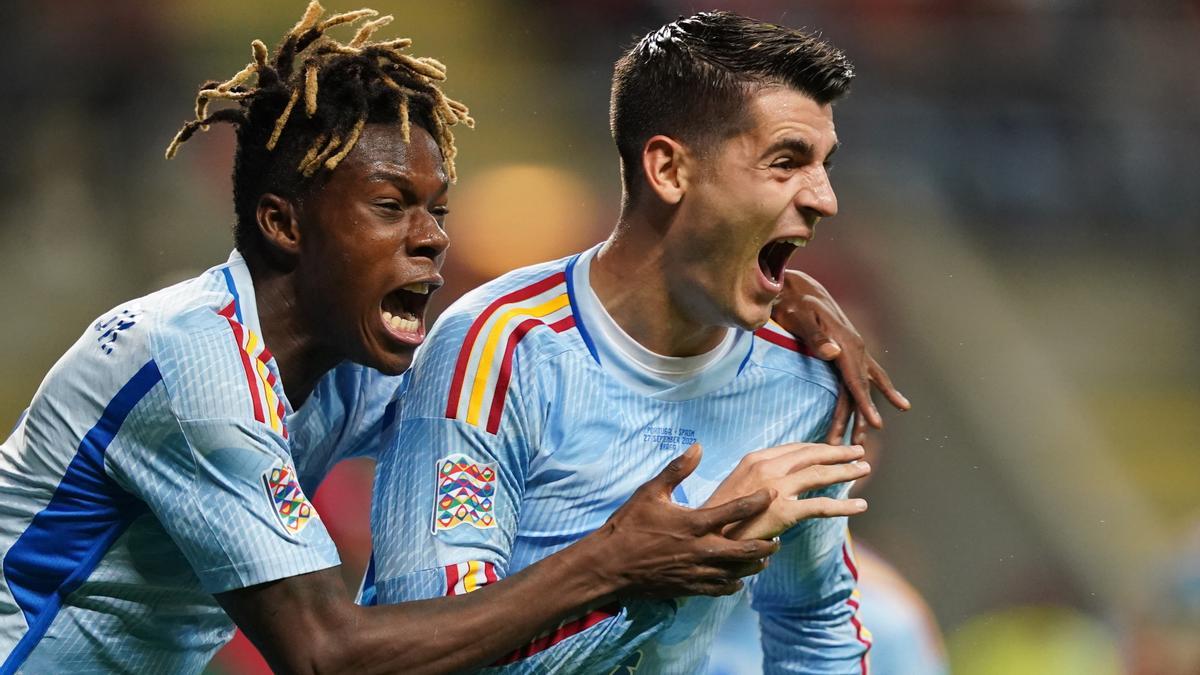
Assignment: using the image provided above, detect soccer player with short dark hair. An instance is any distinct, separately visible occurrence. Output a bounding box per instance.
[368,11,894,673]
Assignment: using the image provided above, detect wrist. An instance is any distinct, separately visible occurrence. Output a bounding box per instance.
[546,526,624,607]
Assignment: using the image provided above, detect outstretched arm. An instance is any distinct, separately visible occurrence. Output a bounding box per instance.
[772,269,911,444]
[216,446,778,675]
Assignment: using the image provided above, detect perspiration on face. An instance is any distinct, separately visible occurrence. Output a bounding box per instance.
[662,87,841,332]
[292,122,450,375]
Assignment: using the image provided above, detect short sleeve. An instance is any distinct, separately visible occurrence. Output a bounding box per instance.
[106,309,341,593]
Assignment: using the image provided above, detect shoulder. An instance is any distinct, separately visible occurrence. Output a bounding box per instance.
[747,320,839,400]
[24,267,247,434]
[45,269,229,387]
[433,255,576,347]
[404,256,582,429]
[143,270,280,428]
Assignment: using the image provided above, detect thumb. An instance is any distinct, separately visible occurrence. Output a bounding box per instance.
[651,443,702,495]
[807,334,841,360]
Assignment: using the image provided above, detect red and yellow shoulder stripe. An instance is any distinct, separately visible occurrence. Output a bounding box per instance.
[218,301,288,439]
[754,319,814,356]
[444,272,576,434]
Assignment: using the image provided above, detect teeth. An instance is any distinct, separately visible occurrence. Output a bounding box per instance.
[401,282,431,295]
[382,310,420,334]
[781,237,808,248]
[388,314,420,333]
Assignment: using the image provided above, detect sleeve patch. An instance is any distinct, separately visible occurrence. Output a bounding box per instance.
[433,453,498,532]
[262,463,315,536]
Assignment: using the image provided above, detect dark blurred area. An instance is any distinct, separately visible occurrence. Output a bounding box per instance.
[1,1,1196,673]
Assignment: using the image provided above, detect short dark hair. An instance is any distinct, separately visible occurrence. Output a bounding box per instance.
[166,2,473,255]
[610,11,854,199]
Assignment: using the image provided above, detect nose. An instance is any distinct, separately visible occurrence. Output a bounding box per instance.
[408,210,450,263]
[794,167,838,221]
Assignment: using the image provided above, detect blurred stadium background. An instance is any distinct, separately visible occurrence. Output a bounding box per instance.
[1,1,1196,673]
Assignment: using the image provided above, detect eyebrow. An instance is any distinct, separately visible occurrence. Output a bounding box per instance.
[366,169,450,197]
[762,137,841,163]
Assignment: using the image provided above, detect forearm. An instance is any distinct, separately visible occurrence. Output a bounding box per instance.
[240,536,617,675]
[355,539,617,673]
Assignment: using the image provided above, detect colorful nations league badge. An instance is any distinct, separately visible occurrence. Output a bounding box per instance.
[433,453,498,532]
[262,463,315,536]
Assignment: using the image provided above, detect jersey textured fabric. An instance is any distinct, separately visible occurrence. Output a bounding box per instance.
[0,252,399,674]
[369,245,869,674]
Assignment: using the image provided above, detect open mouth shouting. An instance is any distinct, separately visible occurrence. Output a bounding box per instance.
[380,280,439,345]
[756,236,808,292]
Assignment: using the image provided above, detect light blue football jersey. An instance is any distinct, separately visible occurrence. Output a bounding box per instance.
[369,245,869,674]
[0,252,400,674]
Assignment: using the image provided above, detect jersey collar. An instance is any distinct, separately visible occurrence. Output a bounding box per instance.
[568,244,752,401]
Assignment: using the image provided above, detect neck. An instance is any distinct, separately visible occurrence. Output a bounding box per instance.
[246,257,341,408]
[590,209,728,357]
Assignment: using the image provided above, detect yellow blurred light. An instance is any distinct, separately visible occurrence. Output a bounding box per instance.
[448,164,599,278]
[948,605,1123,675]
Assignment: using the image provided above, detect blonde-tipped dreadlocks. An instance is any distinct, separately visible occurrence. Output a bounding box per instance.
[166,1,473,183]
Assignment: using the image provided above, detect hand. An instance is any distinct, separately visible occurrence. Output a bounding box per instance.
[586,444,781,599]
[704,442,869,541]
[773,269,912,444]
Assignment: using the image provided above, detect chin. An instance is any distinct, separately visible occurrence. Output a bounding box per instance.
[363,347,416,376]
[730,303,773,332]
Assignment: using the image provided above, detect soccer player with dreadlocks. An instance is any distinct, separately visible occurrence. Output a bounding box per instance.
[0,3,900,673]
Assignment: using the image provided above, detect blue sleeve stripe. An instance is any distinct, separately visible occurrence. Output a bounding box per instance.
[221,267,244,324]
[564,254,600,364]
[1,360,160,674]
[358,553,378,606]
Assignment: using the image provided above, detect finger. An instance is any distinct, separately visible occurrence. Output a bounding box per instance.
[693,489,773,532]
[760,443,865,476]
[785,496,869,521]
[773,295,842,361]
[679,563,765,579]
[799,303,842,361]
[806,328,842,361]
[868,356,911,411]
[645,443,702,496]
[826,386,852,444]
[686,578,744,598]
[702,536,780,563]
[742,441,818,465]
[780,460,870,496]
[851,411,871,445]
[842,365,883,430]
[834,341,883,430]
[684,558,767,579]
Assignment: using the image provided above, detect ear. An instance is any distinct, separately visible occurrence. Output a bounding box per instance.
[640,135,693,205]
[255,193,302,256]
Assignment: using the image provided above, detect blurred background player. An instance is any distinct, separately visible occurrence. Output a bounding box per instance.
[367,12,886,673]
